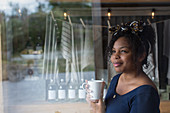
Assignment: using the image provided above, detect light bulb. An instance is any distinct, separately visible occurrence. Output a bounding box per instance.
[108,12,111,17]
[64,12,67,19]
[152,9,155,19]
[107,9,111,20]
[152,12,154,19]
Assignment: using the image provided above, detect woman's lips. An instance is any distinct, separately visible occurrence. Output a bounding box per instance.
[113,62,122,67]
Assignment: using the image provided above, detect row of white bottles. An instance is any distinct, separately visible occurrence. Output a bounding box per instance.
[47,78,86,102]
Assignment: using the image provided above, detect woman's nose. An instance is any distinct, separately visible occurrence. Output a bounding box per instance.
[113,52,120,59]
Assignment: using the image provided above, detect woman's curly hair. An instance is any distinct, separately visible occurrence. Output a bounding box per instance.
[107,21,155,68]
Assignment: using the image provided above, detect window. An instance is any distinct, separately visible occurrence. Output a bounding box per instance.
[0,0,170,113]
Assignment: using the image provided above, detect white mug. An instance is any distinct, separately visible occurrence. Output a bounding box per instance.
[82,80,104,101]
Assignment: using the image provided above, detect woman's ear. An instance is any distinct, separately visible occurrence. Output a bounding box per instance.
[138,52,146,62]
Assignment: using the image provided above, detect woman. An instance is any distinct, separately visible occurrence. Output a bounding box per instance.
[86,21,160,113]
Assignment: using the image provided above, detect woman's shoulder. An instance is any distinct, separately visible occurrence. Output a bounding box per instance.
[135,85,158,94]
[138,74,158,91]
[125,74,159,97]
[129,85,160,113]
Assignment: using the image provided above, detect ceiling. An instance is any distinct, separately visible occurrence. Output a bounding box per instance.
[49,0,170,17]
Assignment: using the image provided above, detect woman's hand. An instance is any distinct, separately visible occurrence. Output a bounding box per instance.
[85,80,105,113]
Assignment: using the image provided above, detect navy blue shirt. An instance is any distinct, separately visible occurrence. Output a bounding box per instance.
[105,74,160,113]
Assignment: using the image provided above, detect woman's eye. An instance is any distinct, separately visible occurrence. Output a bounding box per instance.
[121,50,128,53]
[111,50,116,54]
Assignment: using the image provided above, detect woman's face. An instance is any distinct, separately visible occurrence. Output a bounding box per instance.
[110,37,136,73]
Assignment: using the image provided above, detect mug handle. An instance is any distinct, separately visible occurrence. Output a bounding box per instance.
[82,82,87,90]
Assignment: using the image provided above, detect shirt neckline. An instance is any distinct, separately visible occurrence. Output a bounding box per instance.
[114,74,157,97]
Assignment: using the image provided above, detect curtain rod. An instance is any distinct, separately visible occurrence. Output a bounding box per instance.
[50,11,170,28]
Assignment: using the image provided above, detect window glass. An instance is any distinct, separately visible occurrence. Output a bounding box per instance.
[0,0,95,113]
[0,0,170,113]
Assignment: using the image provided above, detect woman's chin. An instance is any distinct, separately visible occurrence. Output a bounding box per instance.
[115,69,123,73]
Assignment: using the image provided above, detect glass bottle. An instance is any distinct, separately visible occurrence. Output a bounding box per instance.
[68,78,77,102]
[58,79,66,102]
[91,77,94,81]
[78,78,86,102]
[47,79,57,102]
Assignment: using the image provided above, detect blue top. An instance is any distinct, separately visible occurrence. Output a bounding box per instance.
[105,74,160,113]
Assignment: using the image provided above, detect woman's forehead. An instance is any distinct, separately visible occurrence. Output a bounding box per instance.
[113,37,131,48]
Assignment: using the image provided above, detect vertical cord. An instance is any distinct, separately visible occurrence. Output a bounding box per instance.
[42,15,48,79]
[46,17,52,80]
[50,25,56,80]
[0,24,4,113]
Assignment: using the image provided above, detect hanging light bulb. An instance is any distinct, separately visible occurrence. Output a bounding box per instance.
[64,9,67,20]
[107,9,111,20]
[152,9,155,19]
[18,9,22,16]
[64,12,67,19]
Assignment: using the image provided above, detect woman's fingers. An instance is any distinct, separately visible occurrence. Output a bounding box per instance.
[86,92,90,103]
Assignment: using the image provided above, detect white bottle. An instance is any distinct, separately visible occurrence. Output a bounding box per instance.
[91,78,94,81]
[58,79,66,102]
[47,79,57,102]
[78,78,86,102]
[68,78,77,102]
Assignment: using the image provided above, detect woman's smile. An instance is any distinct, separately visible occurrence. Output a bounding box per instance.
[113,62,123,67]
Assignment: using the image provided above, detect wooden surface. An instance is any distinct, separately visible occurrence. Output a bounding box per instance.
[4,103,91,113]
[160,101,170,113]
[2,100,170,113]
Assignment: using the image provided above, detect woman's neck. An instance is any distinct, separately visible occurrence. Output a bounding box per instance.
[121,67,145,82]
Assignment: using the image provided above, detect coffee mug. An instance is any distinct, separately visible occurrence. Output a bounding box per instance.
[82,80,104,101]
